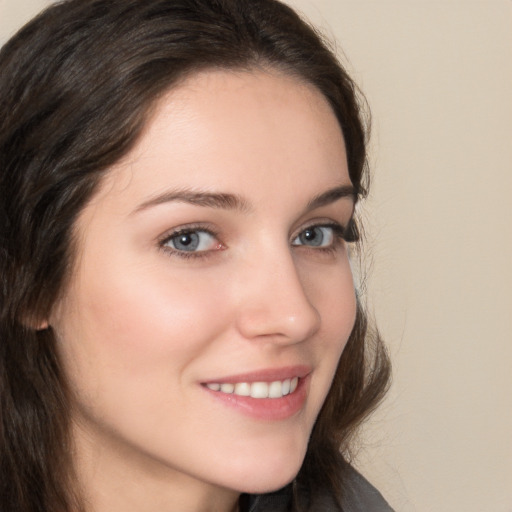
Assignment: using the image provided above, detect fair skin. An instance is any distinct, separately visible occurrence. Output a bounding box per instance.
[49,68,357,512]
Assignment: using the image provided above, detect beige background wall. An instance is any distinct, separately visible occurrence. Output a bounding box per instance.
[1,1,511,511]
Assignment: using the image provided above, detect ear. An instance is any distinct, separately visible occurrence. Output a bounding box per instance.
[22,313,50,331]
[25,298,60,331]
[36,320,50,331]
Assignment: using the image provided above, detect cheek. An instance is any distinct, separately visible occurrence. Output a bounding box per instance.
[304,253,357,347]
[54,259,233,404]
[316,258,356,384]
[299,254,357,409]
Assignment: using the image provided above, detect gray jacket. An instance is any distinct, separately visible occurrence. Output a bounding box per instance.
[247,467,394,512]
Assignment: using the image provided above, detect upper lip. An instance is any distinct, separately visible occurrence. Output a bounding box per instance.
[202,365,311,384]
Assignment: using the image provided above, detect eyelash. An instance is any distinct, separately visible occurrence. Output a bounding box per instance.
[293,220,359,252]
[158,223,221,260]
[158,220,359,260]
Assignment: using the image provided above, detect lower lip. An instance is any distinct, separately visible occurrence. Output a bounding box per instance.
[202,376,309,421]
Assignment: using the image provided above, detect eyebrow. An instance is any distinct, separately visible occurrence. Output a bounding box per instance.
[306,184,357,210]
[133,184,356,215]
[133,189,251,214]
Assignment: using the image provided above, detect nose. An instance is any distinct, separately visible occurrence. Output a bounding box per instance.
[234,247,321,344]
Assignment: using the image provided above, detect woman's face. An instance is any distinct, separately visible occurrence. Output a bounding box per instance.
[50,69,357,507]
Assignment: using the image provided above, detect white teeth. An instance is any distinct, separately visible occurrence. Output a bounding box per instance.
[220,383,234,394]
[234,382,251,396]
[282,378,291,396]
[206,377,300,399]
[268,381,283,398]
[250,382,269,398]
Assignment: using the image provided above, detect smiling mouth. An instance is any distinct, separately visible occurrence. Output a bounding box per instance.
[204,377,299,399]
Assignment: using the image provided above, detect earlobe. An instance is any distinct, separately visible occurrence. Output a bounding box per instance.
[36,320,50,331]
[22,312,50,331]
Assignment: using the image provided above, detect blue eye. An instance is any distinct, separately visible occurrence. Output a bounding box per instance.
[292,226,335,247]
[163,229,217,253]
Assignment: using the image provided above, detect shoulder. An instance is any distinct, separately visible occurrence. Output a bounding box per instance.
[247,465,394,512]
[339,465,394,512]
[305,465,394,512]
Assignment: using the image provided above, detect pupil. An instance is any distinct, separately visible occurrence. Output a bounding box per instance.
[173,232,200,251]
[301,227,323,246]
[179,234,192,246]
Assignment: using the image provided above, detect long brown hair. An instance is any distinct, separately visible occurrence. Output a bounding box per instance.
[0,1,390,510]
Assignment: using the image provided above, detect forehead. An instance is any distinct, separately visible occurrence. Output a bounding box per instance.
[93,68,350,210]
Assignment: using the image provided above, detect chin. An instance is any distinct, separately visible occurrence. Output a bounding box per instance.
[233,471,299,495]
[242,473,299,495]
[221,445,307,495]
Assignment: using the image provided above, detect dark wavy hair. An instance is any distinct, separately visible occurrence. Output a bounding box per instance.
[0,1,390,510]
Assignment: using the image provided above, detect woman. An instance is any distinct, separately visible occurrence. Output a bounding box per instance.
[0,1,392,511]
